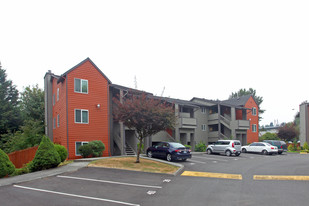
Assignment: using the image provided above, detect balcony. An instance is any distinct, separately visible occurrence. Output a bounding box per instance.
[180,117,197,129]
[236,120,250,130]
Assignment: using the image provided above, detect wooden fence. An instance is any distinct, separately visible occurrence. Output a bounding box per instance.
[8,146,39,168]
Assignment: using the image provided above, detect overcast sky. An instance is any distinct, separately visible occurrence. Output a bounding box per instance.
[1,0,308,126]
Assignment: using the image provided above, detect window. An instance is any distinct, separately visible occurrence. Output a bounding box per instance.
[201,107,206,114]
[53,94,55,106]
[201,124,206,131]
[252,107,257,116]
[74,78,88,94]
[75,142,88,156]
[53,117,56,129]
[57,114,60,127]
[252,124,257,132]
[75,109,89,124]
[57,88,59,101]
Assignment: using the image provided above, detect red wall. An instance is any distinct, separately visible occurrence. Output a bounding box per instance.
[245,96,259,143]
[52,60,110,159]
[8,146,39,168]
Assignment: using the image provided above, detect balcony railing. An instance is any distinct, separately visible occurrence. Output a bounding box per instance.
[180,117,197,128]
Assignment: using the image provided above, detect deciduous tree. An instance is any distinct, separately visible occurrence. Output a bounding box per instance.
[113,93,176,163]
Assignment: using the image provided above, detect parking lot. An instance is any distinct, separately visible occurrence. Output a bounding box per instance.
[1,153,309,206]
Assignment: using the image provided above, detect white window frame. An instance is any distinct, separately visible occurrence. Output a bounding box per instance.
[53,117,56,129]
[252,107,257,116]
[57,88,59,101]
[201,107,206,114]
[57,114,60,127]
[201,124,206,131]
[75,141,89,156]
[252,124,257,132]
[74,109,89,124]
[74,78,88,94]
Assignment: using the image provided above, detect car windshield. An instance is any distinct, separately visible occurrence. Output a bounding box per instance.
[169,143,185,148]
[264,143,272,146]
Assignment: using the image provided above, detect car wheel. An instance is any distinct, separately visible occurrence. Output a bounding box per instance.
[207,149,212,155]
[225,150,232,156]
[147,151,152,158]
[262,150,268,155]
[236,152,240,156]
[278,151,283,154]
[242,148,247,153]
[166,154,172,162]
[182,158,187,161]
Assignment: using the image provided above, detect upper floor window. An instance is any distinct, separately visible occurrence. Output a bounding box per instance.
[57,88,59,101]
[75,109,89,124]
[201,107,206,114]
[252,107,257,116]
[57,114,60,127]
[201,124,206,131]
[74,78,88,94]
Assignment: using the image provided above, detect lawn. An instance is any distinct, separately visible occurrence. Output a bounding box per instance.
[88,157,180,174]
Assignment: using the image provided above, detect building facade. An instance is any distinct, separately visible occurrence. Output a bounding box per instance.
[300,102,309,146]
[45,58,259,158]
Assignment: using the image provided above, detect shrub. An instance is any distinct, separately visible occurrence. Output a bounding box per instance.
[195,142,206,152]
[79,144,93,158]
[79,140,105,158]
[29,136,61,172]
[303,142,309,151]
[184,145,191,149]
[54,144,68,162]
[288,144,295,151]
[0,149,16,178]
[11,165,30,176]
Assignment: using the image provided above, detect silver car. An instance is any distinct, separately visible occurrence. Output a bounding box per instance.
[206,140,242,156]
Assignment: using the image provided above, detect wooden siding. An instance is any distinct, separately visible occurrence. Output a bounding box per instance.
[8,146,39,168]
[246,96,259,143]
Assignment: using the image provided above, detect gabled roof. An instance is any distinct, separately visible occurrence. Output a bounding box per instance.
[220,95,253,107]
[57,57,112,84]
[110,84,153,95]
[156,96,201,108]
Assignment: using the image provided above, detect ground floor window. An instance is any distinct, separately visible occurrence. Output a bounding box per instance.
[201,124,206,131]
[75,141,88,156]
[252,124,257,132]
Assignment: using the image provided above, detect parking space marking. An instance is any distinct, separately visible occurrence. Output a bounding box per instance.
[13,185,140,206]
[188,159,206,164]
[254,175,309,181]
[193,156,228,162]
[57,175,162,189]
[181,171,242,180]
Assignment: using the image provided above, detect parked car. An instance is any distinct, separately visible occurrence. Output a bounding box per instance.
[263,140,287,154]
[146,142,192,162]
[206,140,241,156]
[241,142,278,155]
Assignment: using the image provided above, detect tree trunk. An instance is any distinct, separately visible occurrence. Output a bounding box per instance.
[135,137,143,163]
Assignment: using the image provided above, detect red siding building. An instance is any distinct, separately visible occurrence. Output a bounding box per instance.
[45,58,111,159]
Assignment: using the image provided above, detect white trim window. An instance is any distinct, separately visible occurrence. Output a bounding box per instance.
[75,141,88,156]
[201,107,206,114]
[252,107,257,116]
[252,124,257,132]
[57,88,59,101]
[75,109,89,124]
[53,117,56,129]
[201,124,207,131]
[57,114,60,127]
[74,78,88,94]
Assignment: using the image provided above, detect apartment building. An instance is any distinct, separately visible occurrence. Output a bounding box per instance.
[45,58,259,158]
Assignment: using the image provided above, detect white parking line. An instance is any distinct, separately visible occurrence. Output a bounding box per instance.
[193,156,228,162]
[13,185,140,206]
[57,175,162,189]
[188,159,206,164]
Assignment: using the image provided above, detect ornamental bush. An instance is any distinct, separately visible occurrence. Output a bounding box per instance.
[54,144,68,162]
[303,142,309,151]
[288,144,295,151]
[195,142,207,152]
[79,140,105,158]
[29,136,61,172]
[0,149,15,178]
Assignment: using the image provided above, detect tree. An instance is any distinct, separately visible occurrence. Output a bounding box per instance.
[0,148,15,178]
[259,132,280,141]
[0,64,22,136]
[229,88,265,119]
[113,93,176,163]
[277,123,298,142]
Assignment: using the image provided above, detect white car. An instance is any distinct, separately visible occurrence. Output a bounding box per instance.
[241,142,278,155]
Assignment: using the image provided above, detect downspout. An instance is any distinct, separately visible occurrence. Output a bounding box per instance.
[66,76,69,156]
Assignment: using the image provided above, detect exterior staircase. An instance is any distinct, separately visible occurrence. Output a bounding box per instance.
[125,143,136,156]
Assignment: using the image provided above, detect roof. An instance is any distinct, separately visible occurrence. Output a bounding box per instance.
[57,57,112,84]
[156,96,201,108]
[220,95,253,107]
[110,84,153,95]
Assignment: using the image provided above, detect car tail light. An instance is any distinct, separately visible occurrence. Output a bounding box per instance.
[232,143,234,148]
[271,147,275,149]
[175,149,181,153]
[281,146,283,149]
[188,149,191,153]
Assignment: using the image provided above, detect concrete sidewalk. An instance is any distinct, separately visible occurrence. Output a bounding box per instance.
[0,161,91,187]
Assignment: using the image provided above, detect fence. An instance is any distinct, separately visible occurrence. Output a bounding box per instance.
[8,146,39,168]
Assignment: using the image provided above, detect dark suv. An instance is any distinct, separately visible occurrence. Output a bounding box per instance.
[263,140,287,154]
